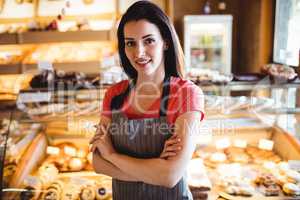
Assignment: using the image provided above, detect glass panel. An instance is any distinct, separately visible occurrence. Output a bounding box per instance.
[274,0,300,66]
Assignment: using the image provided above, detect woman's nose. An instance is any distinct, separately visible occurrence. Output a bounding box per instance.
[135,43,146,57]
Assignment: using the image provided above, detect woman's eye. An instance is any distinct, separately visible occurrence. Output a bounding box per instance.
[125,41,135,47]
[145,38,155,45]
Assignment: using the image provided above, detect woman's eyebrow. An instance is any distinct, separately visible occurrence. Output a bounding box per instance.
[124,34,155,40]
[142,34,154,39]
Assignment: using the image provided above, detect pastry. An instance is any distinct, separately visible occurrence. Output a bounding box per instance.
[262,184,280,196]
[286,170,300,183]
[255,173,277,187]
[3,163,17,178]
[225,185,254,197]
[77,148,88,158]
[262,63,297,83]
[68,157,85,171]
[227,153,250,163]
[62,183,81,200]
[224,147,245,154]
[95,186,109,200]
[209,152,227,163]
[38,163,59,186]
[278,162,290,173]
[95,180,112,200]
[80,185,96,200]
[283,183,300,195]
[41,188,61,200]
[187,159,211,190]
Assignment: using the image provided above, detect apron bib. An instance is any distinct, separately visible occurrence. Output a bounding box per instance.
[110,77,193,200]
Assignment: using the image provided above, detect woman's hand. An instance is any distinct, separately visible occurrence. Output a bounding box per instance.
[160,134,182,160]
[89,124,116,160]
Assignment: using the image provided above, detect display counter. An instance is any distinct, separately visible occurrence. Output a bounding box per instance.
[1,81,300,200]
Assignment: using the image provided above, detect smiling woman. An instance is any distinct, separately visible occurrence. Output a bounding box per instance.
[123,20,166,77]
[90,1,206,200]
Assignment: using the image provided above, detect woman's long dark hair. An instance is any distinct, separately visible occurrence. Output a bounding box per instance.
[111,0,184,110]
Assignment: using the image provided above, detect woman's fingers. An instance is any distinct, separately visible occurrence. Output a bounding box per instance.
[160,151,177,159]
[90,124,109,144]
[164,135,181,147]
[94,124,108,135]
[90,142,98,152]
[89,134,102,144]
[164,144,182,152]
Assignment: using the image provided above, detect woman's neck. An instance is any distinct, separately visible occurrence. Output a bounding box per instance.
[135,69,165,96]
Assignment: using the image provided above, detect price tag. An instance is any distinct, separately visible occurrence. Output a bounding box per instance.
[38,61,53,71]
[46,146,60,155]
[70,177,93,186]
[233,139,247,148]
[288,160,300,172]
[18,92,51,103]
[215,138,231,149]
[258,139,274,151]
[64,146,77,157]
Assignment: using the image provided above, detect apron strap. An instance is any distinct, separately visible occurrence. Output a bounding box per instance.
[159,76,171,117]
[120,76,170,117]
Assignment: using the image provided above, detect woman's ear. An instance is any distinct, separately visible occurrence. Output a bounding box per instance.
[164,41,169,51]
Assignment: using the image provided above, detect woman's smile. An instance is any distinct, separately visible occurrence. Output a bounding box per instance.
[135,57,152,68]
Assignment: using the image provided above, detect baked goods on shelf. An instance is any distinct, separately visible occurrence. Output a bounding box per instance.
[23,42,110,64]
[216,163,257,197]
[5,133,47,200]
[255,173,280,196]
[188,158,211,200]
[19,100,101,120]
[193,140,300,198]
[187,68,232,85]
[44,142,90,172]
[29,70,101,89]
[196,145,282,170]
[261,63,298,83]
[0,74,33,94]
[283,183,300,196]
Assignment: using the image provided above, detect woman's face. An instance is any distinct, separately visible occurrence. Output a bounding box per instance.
[124,19,166,77]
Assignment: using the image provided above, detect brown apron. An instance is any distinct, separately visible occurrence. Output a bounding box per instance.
[110,77,193,200]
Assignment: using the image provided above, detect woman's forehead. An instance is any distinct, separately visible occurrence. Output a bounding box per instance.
[124,19,162,39]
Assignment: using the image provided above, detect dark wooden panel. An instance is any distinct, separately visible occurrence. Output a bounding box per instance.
[17,30,110,44]
[0,64,22,74]
[0,33,17,44]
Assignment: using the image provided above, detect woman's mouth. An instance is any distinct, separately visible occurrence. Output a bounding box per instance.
[135,58,151,68]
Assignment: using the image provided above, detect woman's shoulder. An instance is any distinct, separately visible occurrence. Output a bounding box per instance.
[105,79,130,96]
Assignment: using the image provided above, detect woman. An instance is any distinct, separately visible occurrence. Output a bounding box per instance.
[90,1,205,199]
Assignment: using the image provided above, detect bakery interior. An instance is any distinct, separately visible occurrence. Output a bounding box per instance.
[1,0,300,199]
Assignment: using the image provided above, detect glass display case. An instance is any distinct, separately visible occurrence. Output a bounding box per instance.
[184,15,233,74]
[0,85,114,200]
[273,0,300,67]
[1,81,300,199]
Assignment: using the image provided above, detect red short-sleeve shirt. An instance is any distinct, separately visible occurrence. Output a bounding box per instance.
[102,76,204,125]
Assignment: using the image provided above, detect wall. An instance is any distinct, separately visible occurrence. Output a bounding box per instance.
[173,0,275,73]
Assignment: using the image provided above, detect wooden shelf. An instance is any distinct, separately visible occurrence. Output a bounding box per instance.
[0,30,110,45]
[0,33,18,45]
[22,61,101,74]
[0,61,101,74]
[0,64,22,74]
